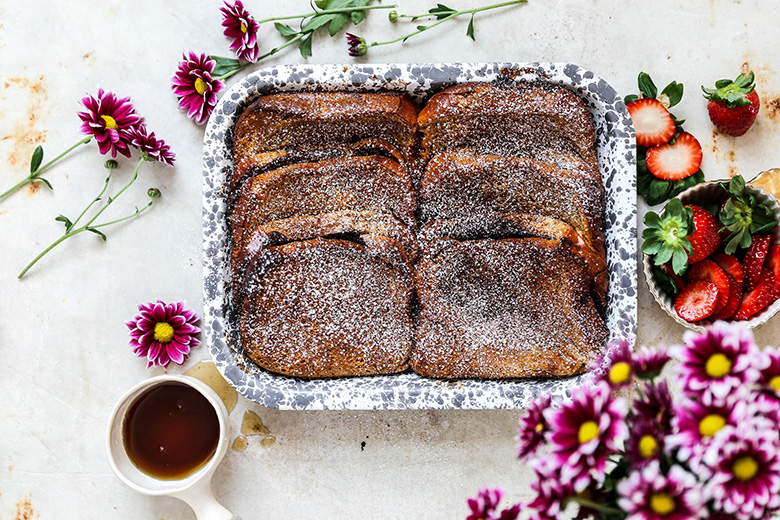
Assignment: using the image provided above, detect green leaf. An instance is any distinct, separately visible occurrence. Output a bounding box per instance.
[302,13,336,33]
[466,15,475,41]
[654,246,674,266]
[329,13,350,36]
[55,214,73,232]
[87,227,107,241]
[350,0,370,24]
[643,211,661,227]
[648,179,671,204]
[652,266,681,296]
[430,3,457,19]
[30,145,43,173]
[624,94,639,105]
[671,246,689,275]
[274,22,298,37]
[715,79,732,89]
[642,238,662,255]
[660,81,684,107]
[210,55,242,77]
[298,33,314,59]
[37,177,53,191]
[417,25,428,31]
[638,72,658,99]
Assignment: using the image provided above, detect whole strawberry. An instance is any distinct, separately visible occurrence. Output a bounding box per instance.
[702,71,760,136]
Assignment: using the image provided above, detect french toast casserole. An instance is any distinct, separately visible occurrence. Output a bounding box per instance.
[229,82,608,380]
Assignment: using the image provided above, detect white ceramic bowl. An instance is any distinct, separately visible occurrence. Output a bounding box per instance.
[643,169,780,331]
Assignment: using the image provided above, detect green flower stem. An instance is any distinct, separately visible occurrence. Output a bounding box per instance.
[18,158,147,279]
[0,136,92,201]
[370,0,526,47]
[91,200,154,229]
[253,4,397,25]
[566,497,622,515]
[70,167,114,230]
[216,33,305,81]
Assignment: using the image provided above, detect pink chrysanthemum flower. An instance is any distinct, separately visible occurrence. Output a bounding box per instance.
[346,33,368,57]
[517,395,551,460]
[543,383,629,491]
[466,487,521,520]
[127,125,176,166]
[78,88,142,158]
[171,51,225,125]
[633,345,671,380]
[624,418,664,469]
[592,339,634,389]
[633,380,674,433]
[527,458,576,520]
[220,0,260,62]
[700,421,780,520]
[759,346,780,397]
[617,461,704,520]
[672,321,761,401]
[126,300,200,369]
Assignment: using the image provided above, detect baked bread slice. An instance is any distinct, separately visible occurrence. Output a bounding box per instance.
[238,235,414,378]
[413,232,608,379]
[418,150,605,258]
[233,90,419,166]
[230,155,416,251]
[418,81,598,168]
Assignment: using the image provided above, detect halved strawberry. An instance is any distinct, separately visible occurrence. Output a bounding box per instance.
[685,259,730,313]
[711,253,744,291]
[734,268,775,320]
[626,98,676,147]
[743,234,772,292]
[712,273,741,320]
[645,132,703,181]
[765,244,780,301]
[687,205,722,263]
[675,280,719,322]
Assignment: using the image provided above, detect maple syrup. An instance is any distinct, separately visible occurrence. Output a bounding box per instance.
[123,382,220,480]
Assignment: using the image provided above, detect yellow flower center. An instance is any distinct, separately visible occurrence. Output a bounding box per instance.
[194,77,208,95]
[609,361,631,384]
[699,414,726,437]
[154,322,175,343]
[770,375,780,391]
[535,422,544,433]
[240,22,247,33]
[639,435,658,458]
[733,456,759,481]
[650,493,676,515]
[101,114,118,130]
[578,420,599,444]
[706,353,732,378]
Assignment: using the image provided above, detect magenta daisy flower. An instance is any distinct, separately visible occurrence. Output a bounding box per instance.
[543,383,628,491]
[517,395,551,460]
[126,300,200,369]
[624,418,665,469]
[759,346,780,397]
[700,421,780,520]
[527,458,576,520]
[220,0,260,62]
[171,51,225,125]
[673,321,762,401]
[127,125,176,166]
[633,380,674,433]
[466,487,521,520]
[78,88,142,158]
[592,338,634,389]
[346,33,368,57]
[617,462,704,520]
[633,345,671,380]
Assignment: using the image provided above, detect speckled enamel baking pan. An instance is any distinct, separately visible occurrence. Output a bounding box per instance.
[201,62,637,410]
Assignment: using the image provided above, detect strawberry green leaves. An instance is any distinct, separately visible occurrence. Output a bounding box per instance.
[719,175,776,254]
[642,198,694,275]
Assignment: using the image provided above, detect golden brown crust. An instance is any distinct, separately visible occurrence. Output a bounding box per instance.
[418,81,597,167]
[238,236,414,378]
[418,150,605,259]
[231,155,417,251]
[233,90,419,166]
[412,235,608,379]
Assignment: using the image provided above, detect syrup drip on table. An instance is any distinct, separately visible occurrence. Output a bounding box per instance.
[123,382,220,480]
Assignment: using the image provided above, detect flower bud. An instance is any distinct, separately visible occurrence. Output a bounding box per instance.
[104,159,119,170]
[147,188,162,199]
[388,10,398,23]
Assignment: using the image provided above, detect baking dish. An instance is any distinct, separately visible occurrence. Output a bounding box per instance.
[201,62,637,410]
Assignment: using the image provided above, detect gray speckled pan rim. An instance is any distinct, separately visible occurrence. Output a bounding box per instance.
[201,62,638,410]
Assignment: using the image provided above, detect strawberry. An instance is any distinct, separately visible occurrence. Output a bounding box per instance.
[685,259,730,313]
[675,280,719,322]
[626,98,676,147]
[712,273,741,320]
[702,71,760,137]
[687,205,722,263]
[765,244,780,301]
[743,234,772,292]
[645,132,703,181]
[734,268,775,320]
[711,253,744,291]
